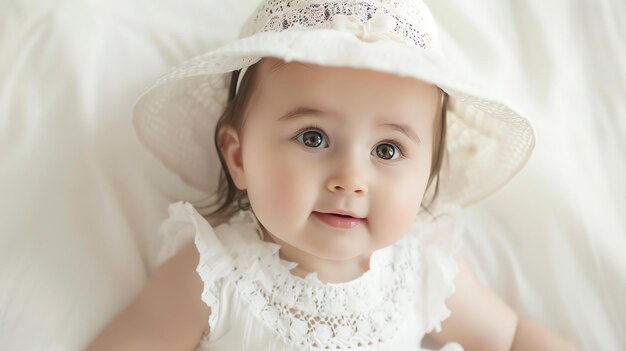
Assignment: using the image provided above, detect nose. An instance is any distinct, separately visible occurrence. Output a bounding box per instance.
[326,162,368,196]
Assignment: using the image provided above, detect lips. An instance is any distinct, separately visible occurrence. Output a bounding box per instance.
[312,211,365,229]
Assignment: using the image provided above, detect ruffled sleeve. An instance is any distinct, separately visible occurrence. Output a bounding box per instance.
[415,204,464,334]
[154,201,235,333]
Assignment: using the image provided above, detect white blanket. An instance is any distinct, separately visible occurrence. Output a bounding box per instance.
[0,0,624,350]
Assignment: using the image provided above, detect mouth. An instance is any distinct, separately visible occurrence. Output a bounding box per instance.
[312,211,365,229]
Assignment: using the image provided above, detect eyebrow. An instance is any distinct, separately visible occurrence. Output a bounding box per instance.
[278,106,421,144]
[278,106,329,122]
[378,122,421,144]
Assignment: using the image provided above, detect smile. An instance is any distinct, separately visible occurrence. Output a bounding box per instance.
[312,211,365,229]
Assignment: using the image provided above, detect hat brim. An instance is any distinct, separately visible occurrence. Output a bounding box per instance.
[134,29,535,207]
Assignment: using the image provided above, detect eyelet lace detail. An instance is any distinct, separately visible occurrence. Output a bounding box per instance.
[158,202,463,349]
[226,214,423,349]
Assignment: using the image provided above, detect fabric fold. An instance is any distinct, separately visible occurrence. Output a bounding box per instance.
[415,204,464,334]
[156,201,235,334]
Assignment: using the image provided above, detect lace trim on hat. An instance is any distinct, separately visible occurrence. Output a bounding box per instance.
[250,0,434,49]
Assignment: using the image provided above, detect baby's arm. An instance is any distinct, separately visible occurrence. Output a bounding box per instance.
[427,257,578,351]
[87,242,210,351]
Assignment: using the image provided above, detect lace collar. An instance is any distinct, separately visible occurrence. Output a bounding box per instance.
[218,210,423,348]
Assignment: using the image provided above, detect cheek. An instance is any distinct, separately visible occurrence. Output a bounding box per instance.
[386,187,422,226]
[243,144,316,220]
[266,165,303,214]
[371,174,426,244]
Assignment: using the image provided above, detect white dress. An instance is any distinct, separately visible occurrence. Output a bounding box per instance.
[157,202,465,351]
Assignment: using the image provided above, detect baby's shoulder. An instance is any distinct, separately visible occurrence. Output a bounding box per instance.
[155,202,257,266]
[149,241,212,335]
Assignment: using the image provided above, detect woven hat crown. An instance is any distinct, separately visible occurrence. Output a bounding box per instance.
[241,0,442,54]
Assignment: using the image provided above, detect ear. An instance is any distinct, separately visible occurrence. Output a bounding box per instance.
[217,125,247,190]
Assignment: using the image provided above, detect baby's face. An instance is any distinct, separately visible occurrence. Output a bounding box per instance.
[233,58,440,262]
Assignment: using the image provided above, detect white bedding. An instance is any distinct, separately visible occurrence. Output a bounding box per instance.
[0,1,624,350]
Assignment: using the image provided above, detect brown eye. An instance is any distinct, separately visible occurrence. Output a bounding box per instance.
[296,130,328,148]
[372,143,398,160]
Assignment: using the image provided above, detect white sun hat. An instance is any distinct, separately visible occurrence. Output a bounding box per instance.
[133,0,535,208]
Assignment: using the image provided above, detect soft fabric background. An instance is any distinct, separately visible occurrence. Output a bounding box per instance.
[0,0,623,350]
